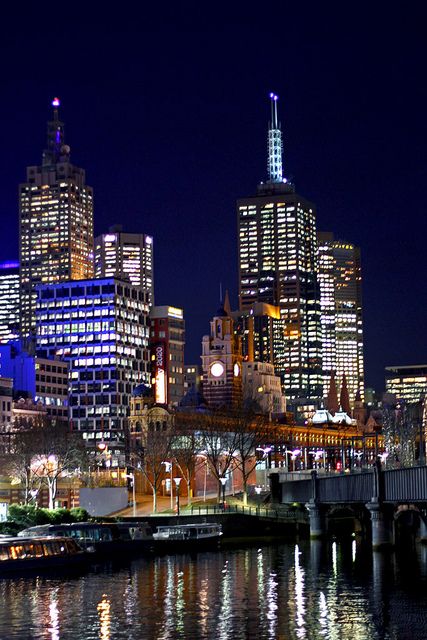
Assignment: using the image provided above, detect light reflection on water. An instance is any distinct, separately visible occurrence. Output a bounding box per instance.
[1,540,427,639]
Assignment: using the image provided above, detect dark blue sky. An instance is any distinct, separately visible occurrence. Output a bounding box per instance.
[1,4,426,392]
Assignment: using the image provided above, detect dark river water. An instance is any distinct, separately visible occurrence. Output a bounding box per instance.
[1,539,427,639]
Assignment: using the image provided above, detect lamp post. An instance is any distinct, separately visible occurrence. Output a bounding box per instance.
[256,446,272,488]
[220,476,227,510]
[173,477,182,516]
[125,473,136,517]
[162,461,173,510]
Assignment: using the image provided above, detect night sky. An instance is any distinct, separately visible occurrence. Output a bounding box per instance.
[1,4,426,393]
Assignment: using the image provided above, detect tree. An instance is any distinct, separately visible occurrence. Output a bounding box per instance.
[382,405,419,468]
[230,406,272,505]
[131,422,175,513]
[171,430,201,506]
[1,428,39,504]
[30,420,88,509]
[190,408,240,502]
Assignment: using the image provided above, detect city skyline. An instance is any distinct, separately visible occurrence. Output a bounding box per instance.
[1,7,426,392]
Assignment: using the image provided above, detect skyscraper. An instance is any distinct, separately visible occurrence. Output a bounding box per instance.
[318,232,364,404]
[0,262,20,343]
[19,98,94,337]
[237,94,322,402]
[95,227,154,305]
[36,277,151,461]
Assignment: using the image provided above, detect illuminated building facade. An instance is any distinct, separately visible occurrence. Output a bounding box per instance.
[318,232,364,405]
[385,365,427,404]
[237,94,322,402]
[0,343,68,420]
[242,361,286,415]
[201,304,243,408]
[36,277,151,460]
[0,262,20,343]
[231,302,286,380]
[149,306,185,407]
[95,227,154,304]
[19,99,94,338]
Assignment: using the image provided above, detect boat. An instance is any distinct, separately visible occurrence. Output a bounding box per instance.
[0,536,88,573]
[18,521,155,557]
[152,522,222,550]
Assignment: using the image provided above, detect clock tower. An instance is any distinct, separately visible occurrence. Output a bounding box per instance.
[201,299,243,408]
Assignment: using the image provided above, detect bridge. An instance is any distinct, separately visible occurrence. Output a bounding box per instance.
[271,463,427,548]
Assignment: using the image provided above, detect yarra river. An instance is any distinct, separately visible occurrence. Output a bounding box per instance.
[2,539,427,639]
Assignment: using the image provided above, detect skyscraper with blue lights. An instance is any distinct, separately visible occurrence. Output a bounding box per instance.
[0,262,20,343]
[36,277,151,461]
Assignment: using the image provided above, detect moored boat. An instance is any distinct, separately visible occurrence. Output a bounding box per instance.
[152,522,222,550]
[0,536,87,573]
[18,521,155,557]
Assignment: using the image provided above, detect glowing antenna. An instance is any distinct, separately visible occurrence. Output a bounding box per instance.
[52,97,60,108]
[267,92,283,183]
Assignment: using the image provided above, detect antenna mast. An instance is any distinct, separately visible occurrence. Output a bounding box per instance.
[267,92,283,183]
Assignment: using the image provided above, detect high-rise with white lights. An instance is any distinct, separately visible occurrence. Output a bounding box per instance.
[318,232,364,404]
[0,262,20,343]
[237,94,322,402]
[94,227,154,305]
[19,98,94,337]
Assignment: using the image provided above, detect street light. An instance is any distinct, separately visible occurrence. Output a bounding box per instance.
[162,461,173,510]
[173,477,182,516]
[256,446,272,488]
[125,473,136,517]
[220,476,227,510]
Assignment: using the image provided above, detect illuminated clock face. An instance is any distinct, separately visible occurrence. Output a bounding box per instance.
[210,361,224,377]
[233,363,240,377]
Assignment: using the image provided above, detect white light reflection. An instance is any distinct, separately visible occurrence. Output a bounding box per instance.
[160,557,176,639]
[318,591,328,637]
[332,541,337,576]
[48,593,59,640]
[266,571,278,638]
[217,560,232,640]
[352,539,356,563]
[294,544,306,638]
[197,577,209,637]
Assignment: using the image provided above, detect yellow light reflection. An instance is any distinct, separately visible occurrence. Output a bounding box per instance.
[97,594,111,640]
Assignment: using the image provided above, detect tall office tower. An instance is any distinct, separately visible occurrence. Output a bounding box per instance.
[385,365,427,405]
[231,302,286,378]
[149,305,185,407]
[36,278,151,462]
[95,227,154,305]
[318,232,364,405]
[237,94,322,402]
[0,262,20,343]
[201,303,243,408]
[19,98,94,338]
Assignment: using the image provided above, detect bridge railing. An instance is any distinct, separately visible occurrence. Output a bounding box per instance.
[384,465,427,502]
[317,470,373,503]
[189,503,301,521]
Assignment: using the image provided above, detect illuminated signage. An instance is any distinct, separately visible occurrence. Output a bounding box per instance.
[154,344,167,404]
[167,306,183,319]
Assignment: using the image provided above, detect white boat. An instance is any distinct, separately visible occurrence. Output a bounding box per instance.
[152,522,222,549]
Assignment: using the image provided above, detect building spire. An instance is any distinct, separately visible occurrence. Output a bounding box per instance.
[267,92,283,183]
[43,97,69,166]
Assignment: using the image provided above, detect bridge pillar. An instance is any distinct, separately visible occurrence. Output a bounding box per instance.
[418,509,427,543]
[305,502,324,539]
[366,501,393,550]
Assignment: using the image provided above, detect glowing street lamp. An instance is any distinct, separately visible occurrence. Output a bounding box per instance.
[173,477,182,516]
[162,461,173,509]
[220,477,227,510]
